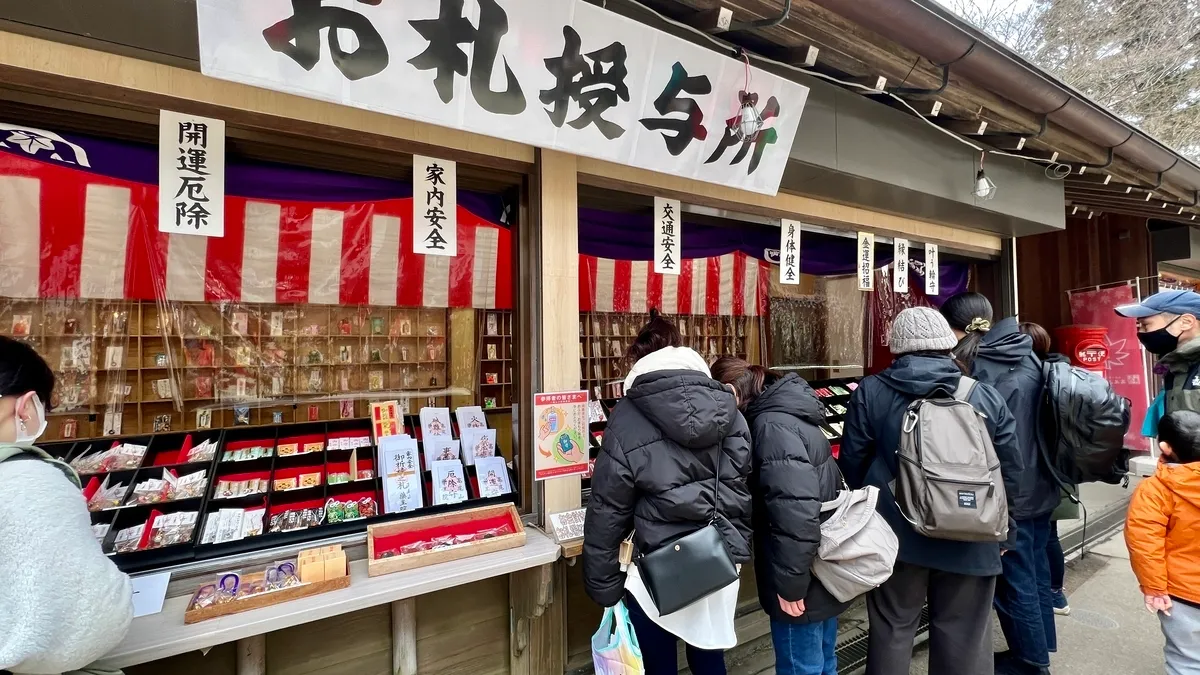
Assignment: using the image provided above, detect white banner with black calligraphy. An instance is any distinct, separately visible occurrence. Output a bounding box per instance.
[195,0,809,196]
[413,156,457,256]
[779,219,800,285]
[925,243,940,296]
[857,232,875,291]
[653,197,681,276]
[158,110,225,237]
[893,238,909,293]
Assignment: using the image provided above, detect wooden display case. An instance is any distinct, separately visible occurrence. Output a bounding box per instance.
[476,310,514,409]
[579,311,751,400]
[366,503,525,577]
[0,299,453,440]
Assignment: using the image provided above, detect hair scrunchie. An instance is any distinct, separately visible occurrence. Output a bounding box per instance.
[966,317,992,333]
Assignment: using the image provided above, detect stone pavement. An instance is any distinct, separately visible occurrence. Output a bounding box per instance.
[716,529,1165,675]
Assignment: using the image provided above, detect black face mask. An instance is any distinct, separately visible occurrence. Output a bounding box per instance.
[1138,316,1183,356]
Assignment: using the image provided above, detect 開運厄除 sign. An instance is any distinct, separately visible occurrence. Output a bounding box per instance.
[196,0,809,196]
[158,110,225,237]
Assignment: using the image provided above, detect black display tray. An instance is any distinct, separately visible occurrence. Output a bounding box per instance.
[42,412,521,574]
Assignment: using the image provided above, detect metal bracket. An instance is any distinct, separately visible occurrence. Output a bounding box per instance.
[888,64,950,98]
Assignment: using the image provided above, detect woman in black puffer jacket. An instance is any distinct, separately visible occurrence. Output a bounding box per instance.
[712,359,849,675]
[583,310,752,675]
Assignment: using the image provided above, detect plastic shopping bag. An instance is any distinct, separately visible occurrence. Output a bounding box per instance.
[592,600,644,675]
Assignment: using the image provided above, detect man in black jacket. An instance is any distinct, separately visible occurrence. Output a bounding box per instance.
[944,295,1061,675]
[840,306,1023,675]
[713,360,849,675]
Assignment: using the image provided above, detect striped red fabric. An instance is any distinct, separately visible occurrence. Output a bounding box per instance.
[579,253,766,317]
[0,152,513,309]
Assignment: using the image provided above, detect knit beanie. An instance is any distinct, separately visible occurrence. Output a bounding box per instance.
[889,306,959,355]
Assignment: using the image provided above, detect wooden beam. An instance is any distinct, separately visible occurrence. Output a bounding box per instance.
[391,599,417,675]
[236,636,266,675]
[536,149,582,520]
[684,6,734,32]
[510,563,564,675]
[940,119,988,136]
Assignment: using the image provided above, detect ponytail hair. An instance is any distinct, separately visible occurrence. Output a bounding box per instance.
[711,356,774,411]
[627,308,683,363]
[940,292,994,372]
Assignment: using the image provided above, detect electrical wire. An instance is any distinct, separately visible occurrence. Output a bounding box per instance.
[624,0,1075,179]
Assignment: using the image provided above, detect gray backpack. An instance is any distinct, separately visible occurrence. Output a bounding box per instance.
[894,377,1008,542]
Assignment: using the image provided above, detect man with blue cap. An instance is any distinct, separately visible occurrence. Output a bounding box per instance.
[1115,290,1200,421]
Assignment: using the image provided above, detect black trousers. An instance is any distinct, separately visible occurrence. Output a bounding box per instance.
[866,561,998,675]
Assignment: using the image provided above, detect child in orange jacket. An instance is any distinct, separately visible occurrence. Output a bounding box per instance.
[1126,409,1200,674]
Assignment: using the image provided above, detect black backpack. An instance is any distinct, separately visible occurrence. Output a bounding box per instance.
[1038,360,1131,485]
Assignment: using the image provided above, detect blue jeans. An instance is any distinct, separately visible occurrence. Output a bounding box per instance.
[994,514,1057,667]
[625,595,727,675]
[771,617,839,675]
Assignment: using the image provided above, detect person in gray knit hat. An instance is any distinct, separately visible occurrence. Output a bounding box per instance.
[839,306,1024,675]
[887,306,960,354]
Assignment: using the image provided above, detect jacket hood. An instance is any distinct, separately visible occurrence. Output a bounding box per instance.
[1156,461,1200,511]
[1160,336,1200,371]
[877,353,963,398]
[745,373,824,426]
[626,370,740,450]
[977,317,1033,366]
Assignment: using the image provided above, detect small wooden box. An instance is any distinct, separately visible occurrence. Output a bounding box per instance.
[183,572,350,624]
[366,503,525,577]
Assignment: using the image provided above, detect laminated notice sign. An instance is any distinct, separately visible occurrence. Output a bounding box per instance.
[158,110,225,237]
[925,243,940,296]
[857,232,875,291]
[893,238,909,293]
[653,197,681,275]
[780,219,800,285]
[534,390,589,481]
[414,155,457,257]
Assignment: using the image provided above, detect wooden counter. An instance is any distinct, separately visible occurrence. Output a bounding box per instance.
[103,529,560,671]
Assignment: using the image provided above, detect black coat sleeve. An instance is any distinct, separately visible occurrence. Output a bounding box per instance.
[838,386,874,489]
[755,416,823,602]
[582,434,637,608]
[721,414,755,562]
[977,382,1024,549]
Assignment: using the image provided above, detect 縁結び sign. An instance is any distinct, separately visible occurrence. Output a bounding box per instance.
[414,156,457,256]
[196,0,809,196]
[653,197,681,275]
[893,238,909,293]
[158,110,225,237]
[779,219,801,285]
[533,390,589,481]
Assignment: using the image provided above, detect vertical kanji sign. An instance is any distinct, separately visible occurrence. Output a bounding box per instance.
[158,110,225,237]
[925,243,940,296]
[893,238,909,293]
[780,219,801,285]
[857,231,875,291]
[414,155,457,257]
[653,197,681,275]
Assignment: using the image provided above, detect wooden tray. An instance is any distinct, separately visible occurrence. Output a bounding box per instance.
[183,572,350,624]
[367,503,525,577]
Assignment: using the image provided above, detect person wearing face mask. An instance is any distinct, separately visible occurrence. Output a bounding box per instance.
[1115,291,1200,432]
[0,336,133,675]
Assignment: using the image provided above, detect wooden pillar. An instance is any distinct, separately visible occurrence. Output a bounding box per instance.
[391,598,418,675]
[236,635,266,675]
[510,563,565,675]
[537,149,582,522]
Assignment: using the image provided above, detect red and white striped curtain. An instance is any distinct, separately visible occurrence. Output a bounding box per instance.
[0,152,513,309]
[579,253,770,316]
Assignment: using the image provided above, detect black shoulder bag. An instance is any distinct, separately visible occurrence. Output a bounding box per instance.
[634,448,739,615]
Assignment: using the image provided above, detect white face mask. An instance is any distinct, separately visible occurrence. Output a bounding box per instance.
[15,395,47,444]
